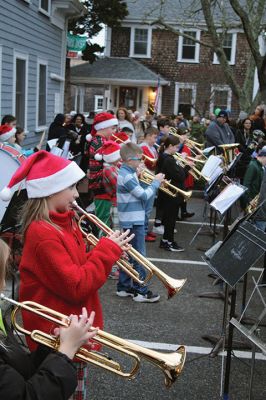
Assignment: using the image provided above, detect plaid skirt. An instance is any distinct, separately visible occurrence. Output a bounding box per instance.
[69,362,88,400]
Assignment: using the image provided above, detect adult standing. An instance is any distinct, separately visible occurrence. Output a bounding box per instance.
[116,107,136,142]
[204,110,235,154]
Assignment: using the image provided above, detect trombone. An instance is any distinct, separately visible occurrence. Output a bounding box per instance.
[1,294,186,388]
[174,153,210,182]
[139,169,192,200]
[73,201,186,299]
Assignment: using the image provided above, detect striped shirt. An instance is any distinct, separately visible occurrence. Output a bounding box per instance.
[117,164,160,228]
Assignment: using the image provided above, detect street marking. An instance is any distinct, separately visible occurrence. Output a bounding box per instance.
[150,218,224,227]
[128,340,266,361]
[148,258,263,272]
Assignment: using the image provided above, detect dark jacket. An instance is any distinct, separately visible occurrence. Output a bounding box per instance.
[158,153,189,189]
[0,324,77,400]
[242,158,264,207]
[205,120,235,153]
[254,170,266,222]
[234,128,254,181]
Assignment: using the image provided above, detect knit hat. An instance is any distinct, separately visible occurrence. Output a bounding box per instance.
[95,141,121,163]
[0,150,85,201]
[0,125,16,142]
[111,131,130,144]
[86,112,118,142]
[217,110,228,119]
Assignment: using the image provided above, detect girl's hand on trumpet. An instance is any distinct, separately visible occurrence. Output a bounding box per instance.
[55,308,98,360]
[108,229,135,251]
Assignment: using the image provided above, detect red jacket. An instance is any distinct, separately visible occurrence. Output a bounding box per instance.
[139,143,158,171]
[19,210,122,351]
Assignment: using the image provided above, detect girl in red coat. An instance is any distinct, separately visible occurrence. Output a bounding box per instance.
[0,151,133,400]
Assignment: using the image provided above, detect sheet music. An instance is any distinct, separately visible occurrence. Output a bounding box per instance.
[208,166,224,187]
[201,155,222,179]
[210,183,246,214]
[47,139,58,149]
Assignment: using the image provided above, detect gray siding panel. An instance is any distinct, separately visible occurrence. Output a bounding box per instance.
[0,0,66,145]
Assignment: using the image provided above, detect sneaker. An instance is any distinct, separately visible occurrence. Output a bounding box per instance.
[145,234,156,242]
[181,212,195,219]
[147,231,157,238]
[168,241,185,252]
[159,239,169,249]
[153,225,164,235]
[133,290,160,303]
[116,288,135,297]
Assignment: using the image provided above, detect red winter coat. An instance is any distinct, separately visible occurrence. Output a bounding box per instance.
[19,210,122,351]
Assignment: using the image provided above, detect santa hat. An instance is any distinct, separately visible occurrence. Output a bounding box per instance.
[111,131,130,144]
[0,125,16,142]
[87,112,118,142]
[95,141,121,163]
[0,150,85,201]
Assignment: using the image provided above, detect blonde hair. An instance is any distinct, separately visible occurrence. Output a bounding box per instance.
[0,239,10,287]
[20,198,60,236]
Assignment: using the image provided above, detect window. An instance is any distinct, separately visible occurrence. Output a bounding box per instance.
[177,30,200,63]
[37,61,47,128]
[94,95,104,112]
[13,53,28,129]
[213,33,237,65]
[210,85,232,113]
[174,83,197,117]
[39,0,51,15]
[130,27,152,58]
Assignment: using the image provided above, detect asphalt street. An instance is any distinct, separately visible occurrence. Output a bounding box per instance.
[3,197,266,400]
[88,197,266,400]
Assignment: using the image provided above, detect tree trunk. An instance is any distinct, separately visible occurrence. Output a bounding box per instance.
[64,58,72,113]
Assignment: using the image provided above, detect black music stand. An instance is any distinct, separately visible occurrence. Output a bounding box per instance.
[203,218,266,399]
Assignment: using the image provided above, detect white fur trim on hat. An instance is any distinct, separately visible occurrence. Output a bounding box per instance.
[26,161,85,198]
[0,187,13,201]
[94,118,118,131]
[0,127,16,142]
[103,149,121,164]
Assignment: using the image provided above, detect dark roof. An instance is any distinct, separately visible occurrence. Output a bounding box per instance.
[124,0,247,25]
[71,57,168,86]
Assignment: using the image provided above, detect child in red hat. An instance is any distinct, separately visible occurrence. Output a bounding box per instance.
[88,112,118,233]
[0,150,133,400]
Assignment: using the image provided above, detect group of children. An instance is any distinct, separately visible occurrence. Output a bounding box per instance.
[0,110,194,399]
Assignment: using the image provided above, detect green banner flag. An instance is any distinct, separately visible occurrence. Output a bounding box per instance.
[67,33,87,52]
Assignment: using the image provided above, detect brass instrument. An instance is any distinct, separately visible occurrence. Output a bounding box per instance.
[0,294,186,387]
[246,194,259,214]
[169,127,206,157]
[174,153,210,182]
[73,201,186,299]
[218,143,240,165]
[139,169,192,200]
[142,154,157,165]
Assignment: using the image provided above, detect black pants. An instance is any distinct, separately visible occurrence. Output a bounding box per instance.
[161,193,182,242]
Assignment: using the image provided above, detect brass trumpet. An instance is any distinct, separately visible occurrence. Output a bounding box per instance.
[139,169,192,200]
[218,143,240,165]
[174,153,209,182]
[169,127,206,157]
[0,294,186,388]
[73,202,186,299]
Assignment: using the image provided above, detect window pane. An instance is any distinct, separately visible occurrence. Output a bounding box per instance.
[134,42,147,55]
[40,0,49,11]
[134,29,148,55]
[214,90,228,109]
[38,64,46,126]
[16,59,26,128]
[224,47,232,61]
[182,31,196,60]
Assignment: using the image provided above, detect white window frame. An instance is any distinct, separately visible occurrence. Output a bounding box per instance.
[177,30,201,63]
[13,51,28,131]
[213,32,237,65]
[130,26,152,58]
[36,59,48,132]
[210,84,232,113]
[94,95,104,112]
[174,82,197,116]
[39,0,51,16]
